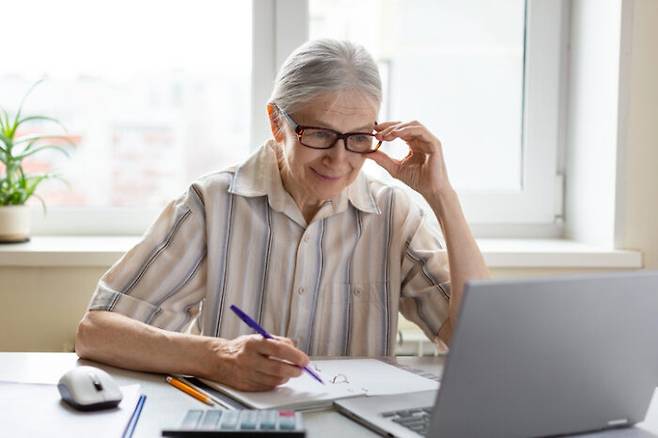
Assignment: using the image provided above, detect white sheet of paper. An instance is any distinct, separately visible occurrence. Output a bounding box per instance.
[201,359,438,410]
[0,382,141,438]
[312,359,440,396]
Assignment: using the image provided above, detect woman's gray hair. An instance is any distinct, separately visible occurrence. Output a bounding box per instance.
[269,38,382,115]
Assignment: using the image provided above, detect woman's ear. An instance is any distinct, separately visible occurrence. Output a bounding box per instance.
[266,103,285,143]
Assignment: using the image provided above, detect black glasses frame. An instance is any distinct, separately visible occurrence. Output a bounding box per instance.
[274,104,382,154]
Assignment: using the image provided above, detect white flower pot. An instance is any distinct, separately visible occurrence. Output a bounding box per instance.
[0,205,31,243]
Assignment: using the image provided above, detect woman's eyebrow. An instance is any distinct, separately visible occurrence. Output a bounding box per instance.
[304,119,374,132]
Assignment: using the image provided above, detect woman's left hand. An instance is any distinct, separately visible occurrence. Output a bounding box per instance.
[369,120,453,197]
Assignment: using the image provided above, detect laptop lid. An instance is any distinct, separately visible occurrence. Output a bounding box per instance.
[429,271,658,437]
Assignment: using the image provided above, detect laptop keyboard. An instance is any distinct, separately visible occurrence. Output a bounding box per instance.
[381,406,433,436]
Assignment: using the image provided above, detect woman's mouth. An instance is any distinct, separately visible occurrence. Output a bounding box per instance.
[311,168,344,181]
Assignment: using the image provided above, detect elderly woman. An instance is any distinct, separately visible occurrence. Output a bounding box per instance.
[75,39,489,391]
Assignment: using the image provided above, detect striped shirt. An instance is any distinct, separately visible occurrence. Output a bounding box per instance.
[88,140,451,356]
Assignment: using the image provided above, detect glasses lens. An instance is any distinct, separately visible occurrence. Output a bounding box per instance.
[301,129,337,148]
[347,134,377,153]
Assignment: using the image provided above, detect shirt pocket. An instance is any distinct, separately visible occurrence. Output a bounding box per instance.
[319,281,389,305]
[312,282,390,356]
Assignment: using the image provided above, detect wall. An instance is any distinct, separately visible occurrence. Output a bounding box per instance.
[1,267,105,352]
[616,0,658,269]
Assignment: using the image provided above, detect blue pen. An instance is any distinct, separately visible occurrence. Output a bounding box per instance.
[230,304,325,384]
[122,394,146,438]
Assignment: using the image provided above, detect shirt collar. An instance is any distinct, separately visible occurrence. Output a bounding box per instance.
[228,140,380,224]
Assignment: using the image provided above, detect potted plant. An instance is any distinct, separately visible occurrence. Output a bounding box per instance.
[0,81,73,242]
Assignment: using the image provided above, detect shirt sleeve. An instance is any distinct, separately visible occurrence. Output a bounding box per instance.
[87,183,208,332]
[399,209,452,345]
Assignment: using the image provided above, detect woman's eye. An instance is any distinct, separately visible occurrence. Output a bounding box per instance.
[310,130,331,139]
[352,135,370,143]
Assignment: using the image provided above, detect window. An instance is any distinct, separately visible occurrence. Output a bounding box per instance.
[311,0,525,193]
[307,0,566,233]
[2,0,252,234]
[3,0,566,236]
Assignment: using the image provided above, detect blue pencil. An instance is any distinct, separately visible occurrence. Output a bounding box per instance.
[230,304,325,384]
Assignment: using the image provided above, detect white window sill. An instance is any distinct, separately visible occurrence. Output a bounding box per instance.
[0,236,642,269]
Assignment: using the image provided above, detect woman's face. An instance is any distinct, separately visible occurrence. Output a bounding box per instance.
[275,91,379,203]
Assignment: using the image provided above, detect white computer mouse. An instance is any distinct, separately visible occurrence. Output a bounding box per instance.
[58,365,123,411]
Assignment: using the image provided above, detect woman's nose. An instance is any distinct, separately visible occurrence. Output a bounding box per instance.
[325,138,349,161]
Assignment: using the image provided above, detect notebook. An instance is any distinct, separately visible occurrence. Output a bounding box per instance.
[199,359,439,410]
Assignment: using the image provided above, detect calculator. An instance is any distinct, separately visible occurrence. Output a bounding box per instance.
[161,409,306,437]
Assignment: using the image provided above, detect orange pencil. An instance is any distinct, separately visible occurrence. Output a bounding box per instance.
[166,375,214,406]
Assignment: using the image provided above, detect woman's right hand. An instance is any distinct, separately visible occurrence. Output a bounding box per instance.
[203,335,310,392]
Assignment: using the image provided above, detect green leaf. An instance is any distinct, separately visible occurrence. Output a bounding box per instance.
[18,166,27,187]
[13,134,76,148]
[32,193,48,215]
[17,174,47,203]
[15,144,71,160]
[5,111,13,135]
[0,131,11,147]
[16,115,68,134]
[0,107,7,132]
[12,78,45,135]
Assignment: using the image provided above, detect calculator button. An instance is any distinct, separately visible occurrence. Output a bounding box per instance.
[279,419,296,430]
[260,410,277,429]
[181,410,203,428]
[200,410,222,429]
[240,422,257,430]
[240,410,258,430]
[220,411,239,429]
[260,420,276,429]
[278,415,297,430]
[278,410,296,430]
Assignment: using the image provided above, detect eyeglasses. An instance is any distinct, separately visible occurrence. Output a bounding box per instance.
[274,104,382,154]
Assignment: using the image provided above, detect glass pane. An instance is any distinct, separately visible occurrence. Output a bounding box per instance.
[309,0,525,192]
[0,0,252,207]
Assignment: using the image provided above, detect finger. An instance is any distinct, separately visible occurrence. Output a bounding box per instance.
[272,335,296,347]
[376,121,424,142]
[252,370,290,388]
[373,120,401,132]
[388,126,439,152]
[375,120,422,138]
[239,374,283,392]
[258,356,304,379]
[367,150,400,177]
[252,338,310,367]
[376,123,406,139]
[236,357,291,389]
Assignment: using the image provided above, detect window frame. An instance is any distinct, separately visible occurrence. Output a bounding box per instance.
[461,0,568,235]
[29,0,568,237]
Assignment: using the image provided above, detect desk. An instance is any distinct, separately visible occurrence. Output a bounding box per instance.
[1,353,657,437]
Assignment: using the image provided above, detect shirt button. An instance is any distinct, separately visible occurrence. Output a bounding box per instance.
[297,287,305,295]
[352,288,362,296]
[303,235,310,242]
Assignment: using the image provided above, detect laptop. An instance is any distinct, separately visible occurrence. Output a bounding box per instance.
[335,271,658,437]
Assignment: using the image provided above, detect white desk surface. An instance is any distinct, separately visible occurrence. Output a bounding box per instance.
[0,353,656,438]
